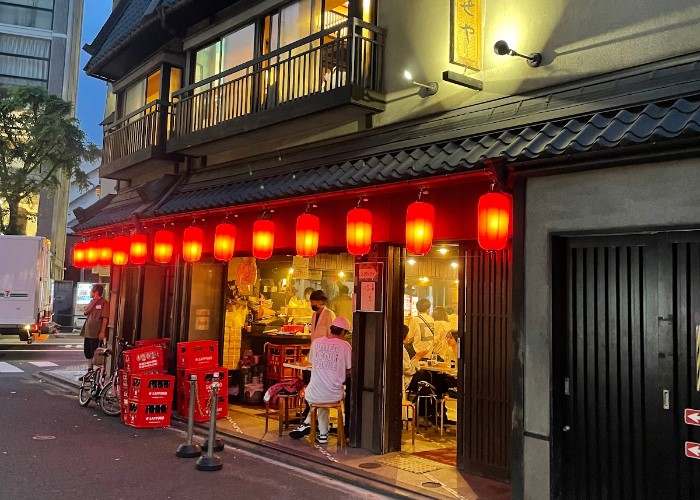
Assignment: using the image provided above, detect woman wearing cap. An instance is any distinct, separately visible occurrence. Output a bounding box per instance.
[289,316,352,444]
[308,289,336,343]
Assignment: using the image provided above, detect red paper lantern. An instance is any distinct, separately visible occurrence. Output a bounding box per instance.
[477,192,511,251]
[182,226,203,262]
[73,242,87,268]
[346,208,372,256]
[153,229,174,264]
[112,236,130,266]
[129,233,148,265]
[252,219,275,260]
[214,223,236,261]
[85,240,99,268]
[405,201,435,255]
[296,213,320,257]
[97,238,113,267]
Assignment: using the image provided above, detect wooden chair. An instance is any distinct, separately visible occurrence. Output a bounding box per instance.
[402,399,416,444]
[265,393,301,436]
[309,401,345,450]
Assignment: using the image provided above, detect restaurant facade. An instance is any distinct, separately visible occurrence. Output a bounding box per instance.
[76,0,700,498]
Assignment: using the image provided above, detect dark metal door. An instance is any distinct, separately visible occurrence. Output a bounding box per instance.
[554,233,700,499]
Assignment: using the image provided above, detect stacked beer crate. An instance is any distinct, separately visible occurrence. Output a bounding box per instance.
[119,344,175,428]
[176,340,228,422]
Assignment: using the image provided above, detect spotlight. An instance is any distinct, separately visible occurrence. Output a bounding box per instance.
[403,69,438,97]
[493,40,542,67]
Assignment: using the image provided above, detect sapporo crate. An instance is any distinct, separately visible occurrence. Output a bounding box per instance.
[123,399,171,428]
[176,340,218,369]
[128,374,175,402]
[135,338,171,371]
[176,389,228,422]
[122,346,164,373]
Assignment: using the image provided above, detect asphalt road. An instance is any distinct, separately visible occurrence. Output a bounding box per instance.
[0,341,388,500]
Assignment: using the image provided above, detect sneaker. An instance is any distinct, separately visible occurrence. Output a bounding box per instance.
[316,433,328,444]
[289,423,311,439]
[78,370,93,382]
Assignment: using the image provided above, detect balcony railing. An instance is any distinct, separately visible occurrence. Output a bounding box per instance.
[102,100,170,165]
[170,18,385,139]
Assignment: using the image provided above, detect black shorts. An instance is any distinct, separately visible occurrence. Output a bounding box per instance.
[84,338,101,360]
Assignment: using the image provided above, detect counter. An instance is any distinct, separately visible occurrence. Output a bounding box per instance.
[242,330,310,354]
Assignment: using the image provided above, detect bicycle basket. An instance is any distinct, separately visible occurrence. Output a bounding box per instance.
[92,347,108,366]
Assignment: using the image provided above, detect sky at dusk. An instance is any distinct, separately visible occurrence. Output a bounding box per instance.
[75,1,113,146]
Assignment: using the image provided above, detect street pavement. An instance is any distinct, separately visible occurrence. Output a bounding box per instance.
[0,341,394,500]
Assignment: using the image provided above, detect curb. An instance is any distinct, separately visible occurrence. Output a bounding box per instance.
[35,371,80,394]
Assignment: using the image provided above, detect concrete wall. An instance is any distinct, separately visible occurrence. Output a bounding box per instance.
[523,157,700,499]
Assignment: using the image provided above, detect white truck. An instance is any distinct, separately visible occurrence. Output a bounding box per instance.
[0,236,55,343]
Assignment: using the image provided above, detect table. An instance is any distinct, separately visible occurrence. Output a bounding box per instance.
[283,362,312,372]
[418,362,457,377]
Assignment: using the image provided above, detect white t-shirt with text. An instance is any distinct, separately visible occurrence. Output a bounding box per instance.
[305,336,352,404]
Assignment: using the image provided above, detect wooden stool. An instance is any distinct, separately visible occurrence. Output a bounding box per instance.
[265,393,299,436]
[402,399,416,444]
[309,401,345,449]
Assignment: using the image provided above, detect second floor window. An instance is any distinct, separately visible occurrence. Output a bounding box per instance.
[0,0,54,30]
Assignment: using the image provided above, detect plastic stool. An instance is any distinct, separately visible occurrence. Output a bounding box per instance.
[309,401,345,450]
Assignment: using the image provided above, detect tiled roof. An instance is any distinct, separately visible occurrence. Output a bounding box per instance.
[74,95,700,232]
[154,96,700,216]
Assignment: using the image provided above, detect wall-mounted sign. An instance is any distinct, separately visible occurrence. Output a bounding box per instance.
[292,256,310,279]
[450,0,482,71]
[356,262,383,312]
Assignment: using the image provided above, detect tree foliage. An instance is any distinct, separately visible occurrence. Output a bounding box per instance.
[0,85,99,234]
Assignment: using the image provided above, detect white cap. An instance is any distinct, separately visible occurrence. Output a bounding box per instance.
[331,316,352,333]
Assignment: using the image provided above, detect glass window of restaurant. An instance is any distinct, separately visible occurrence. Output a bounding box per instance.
[186,252,354,441]
[401,244,460,462]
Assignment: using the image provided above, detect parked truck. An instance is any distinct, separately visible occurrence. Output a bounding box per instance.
[0,236,55,343]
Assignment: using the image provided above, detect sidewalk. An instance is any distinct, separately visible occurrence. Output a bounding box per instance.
[37,367,509,500]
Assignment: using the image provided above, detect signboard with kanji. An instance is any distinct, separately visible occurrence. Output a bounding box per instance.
[451,0,482,71]
[355,262,383,312]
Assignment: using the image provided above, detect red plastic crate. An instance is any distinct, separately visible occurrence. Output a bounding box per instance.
[123,399,171,428]
[177,390,227,422]
[128,374,175,402]
[176,367,228,422]
[135,338,171,371]
[122,346,164,373]
[177,340,218,369]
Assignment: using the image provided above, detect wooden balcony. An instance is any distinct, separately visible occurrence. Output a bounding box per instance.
[167,18,386,156]
[101,100,182,180]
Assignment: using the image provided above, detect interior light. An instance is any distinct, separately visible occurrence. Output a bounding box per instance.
[289,268,294,274]
[338,271,345,278]
[438,248,448,255]
[454,279,459,284]
[450,262,458,268]
[407,258,416,265]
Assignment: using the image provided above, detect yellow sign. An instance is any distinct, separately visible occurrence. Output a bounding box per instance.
[451,0,482,71]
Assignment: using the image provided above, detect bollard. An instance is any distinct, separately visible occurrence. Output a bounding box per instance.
[196,373,223,471]
[200,372,224,453]
[176,375,201,458]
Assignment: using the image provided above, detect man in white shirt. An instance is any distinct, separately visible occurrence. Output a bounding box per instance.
[404,298,435,358]
[290,316,352,444]
[309,289,336,343]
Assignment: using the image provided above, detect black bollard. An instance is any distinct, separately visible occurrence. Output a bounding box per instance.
[200,372,224,453]
[196,373,223,471]
[176,375,201,458]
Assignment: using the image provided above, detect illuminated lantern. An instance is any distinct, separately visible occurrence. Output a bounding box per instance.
[73,242,87,268]
[129,233,148,265]
[405,201,435,255]
[346,208,372,256]
[97,238,113,267]
[182,226,203,262]
[296,213,320,257]
[85,240,99,268]
[252,219,275,260]
[112,236,130,266]
[153,229,174,264]
[214,223,236,261]
[477,192,511,251]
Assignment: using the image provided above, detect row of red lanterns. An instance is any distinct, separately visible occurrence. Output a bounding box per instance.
[73,193,511,268]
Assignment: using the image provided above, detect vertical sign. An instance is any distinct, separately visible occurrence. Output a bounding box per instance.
[356,262,383,312]
[451,0,482,71]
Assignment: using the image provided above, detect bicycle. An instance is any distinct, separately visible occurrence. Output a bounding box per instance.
[78,338,132,416]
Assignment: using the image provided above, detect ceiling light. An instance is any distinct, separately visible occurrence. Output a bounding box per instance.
[450,262,458,268]
[438,248,448,255]
[407,258,416,265]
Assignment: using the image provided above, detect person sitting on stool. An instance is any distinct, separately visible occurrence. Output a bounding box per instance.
[289,316,352,444]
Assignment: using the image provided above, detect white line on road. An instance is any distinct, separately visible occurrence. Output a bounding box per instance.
[2,349,84,353]
[28,361,59,367]
[0,362,23,373]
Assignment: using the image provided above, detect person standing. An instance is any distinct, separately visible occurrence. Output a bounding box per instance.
[290,316,352,444]
[404,298,434,358]
[79,284,109,380]
[330,284,353,331]
[309,289,336,343]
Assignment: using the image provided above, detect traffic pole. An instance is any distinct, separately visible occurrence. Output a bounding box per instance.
[200,372,224,453]
[176,375,201,458]
[196,373,223,471]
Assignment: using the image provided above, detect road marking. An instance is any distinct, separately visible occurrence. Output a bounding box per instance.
[0,362,23,373]
[2,349,84,353]
[28,361,59,367]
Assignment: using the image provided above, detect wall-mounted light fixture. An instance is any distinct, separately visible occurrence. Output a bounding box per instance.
[403,70,438,97]
[493,40,542,67]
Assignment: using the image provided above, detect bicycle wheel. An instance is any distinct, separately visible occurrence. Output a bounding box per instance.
[99,380,121,416]
[78,376,92,406]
